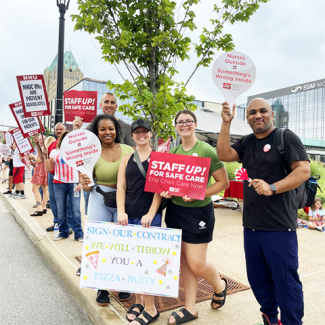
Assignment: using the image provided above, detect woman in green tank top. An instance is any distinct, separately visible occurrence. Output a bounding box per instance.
[80,114,133,305]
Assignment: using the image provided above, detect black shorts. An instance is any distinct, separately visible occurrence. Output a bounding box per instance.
[9,160,14,176]
[165,201,215,244]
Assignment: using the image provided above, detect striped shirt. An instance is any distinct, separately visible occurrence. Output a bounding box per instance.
[50,149,79,184]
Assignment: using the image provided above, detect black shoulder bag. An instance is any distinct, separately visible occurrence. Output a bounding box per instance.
[134,151,168,211]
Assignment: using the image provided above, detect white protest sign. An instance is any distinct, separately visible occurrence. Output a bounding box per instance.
[9,101,45,138]
[212,51,256,112]
[61,130,101,186]
[16,74,51,117]
[80,220,182,297]
[1,144,10,158]
[10,128,34,157]
[5,132,13,146]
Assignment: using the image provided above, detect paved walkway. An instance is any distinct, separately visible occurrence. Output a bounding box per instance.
[1,179,324,325]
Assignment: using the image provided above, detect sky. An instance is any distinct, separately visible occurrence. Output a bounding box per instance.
[1,0,325,129]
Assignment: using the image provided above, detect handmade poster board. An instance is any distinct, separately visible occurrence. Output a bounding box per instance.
[80,220,182,297]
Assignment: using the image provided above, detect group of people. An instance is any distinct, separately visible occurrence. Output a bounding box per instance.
[1,92,311,325]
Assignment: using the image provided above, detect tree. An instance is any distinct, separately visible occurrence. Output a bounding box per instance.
[72,0,269,146]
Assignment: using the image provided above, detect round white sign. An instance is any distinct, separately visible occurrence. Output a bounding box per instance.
[212,51,256,112]
[60,130,102,186]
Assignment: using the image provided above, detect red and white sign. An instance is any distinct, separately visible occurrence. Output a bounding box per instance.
[158,138,171,153]
[64,90,98,123]
[60,130,102,186]
[144,152,211,200]
[9,101,45,138]
[5,132,13,146]
[1,144,10,157]
[10,128,34,157]
[16,74,50,117]
[234,167,252,182]
[212,51,256,112]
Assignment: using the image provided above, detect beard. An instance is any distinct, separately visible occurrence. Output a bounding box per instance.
[251,120,273,133]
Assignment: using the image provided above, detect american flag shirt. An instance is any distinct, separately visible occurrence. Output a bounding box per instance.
[50,149,79,184]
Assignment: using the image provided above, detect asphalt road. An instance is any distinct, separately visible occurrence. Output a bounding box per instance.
[0,199,93,325]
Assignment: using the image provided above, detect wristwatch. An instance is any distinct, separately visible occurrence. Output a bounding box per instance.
[270,184,277,195]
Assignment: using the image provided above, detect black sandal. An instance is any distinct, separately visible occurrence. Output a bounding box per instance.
[30,211,44,217]
[133,310,160,325]
[210,276,229,309]
[168,308,198,325]
[126,304,144,322]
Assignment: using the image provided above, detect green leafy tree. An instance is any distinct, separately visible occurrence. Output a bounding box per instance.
[72,0,269,147]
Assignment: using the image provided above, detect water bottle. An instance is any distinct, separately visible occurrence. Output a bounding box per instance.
[54,223,59,238]
[74,183,79,197]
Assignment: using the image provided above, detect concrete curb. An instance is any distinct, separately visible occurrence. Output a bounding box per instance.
[0,192,126,325]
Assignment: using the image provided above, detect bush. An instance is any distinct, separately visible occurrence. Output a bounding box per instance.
[310,159,325,195]
[224,161,242,181]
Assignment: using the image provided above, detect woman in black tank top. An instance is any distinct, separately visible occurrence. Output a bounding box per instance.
[117,119,162,325]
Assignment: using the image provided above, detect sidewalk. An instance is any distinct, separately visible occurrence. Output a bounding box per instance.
[1,180,324,325]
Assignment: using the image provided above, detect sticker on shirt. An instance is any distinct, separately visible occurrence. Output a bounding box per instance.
[263,144,271,152]
[192,153,198,157]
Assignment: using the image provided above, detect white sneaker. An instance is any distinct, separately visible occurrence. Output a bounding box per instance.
[9,193,18,198]
[14,194,26,199]
[315,226,322,232]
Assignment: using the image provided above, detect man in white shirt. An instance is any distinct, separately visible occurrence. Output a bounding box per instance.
[9,143,26,199]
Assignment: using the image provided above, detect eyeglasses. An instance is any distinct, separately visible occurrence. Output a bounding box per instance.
[175,120,195,126]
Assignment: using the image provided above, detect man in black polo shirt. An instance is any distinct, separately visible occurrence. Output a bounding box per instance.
[217,98,310,325]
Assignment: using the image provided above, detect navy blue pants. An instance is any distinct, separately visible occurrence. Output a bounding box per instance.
[244,228,304,325]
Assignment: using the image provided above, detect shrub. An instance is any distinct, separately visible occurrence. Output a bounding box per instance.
[224,161,242,181]
[310,159,325,194]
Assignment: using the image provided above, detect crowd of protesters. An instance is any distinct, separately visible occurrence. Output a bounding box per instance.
[0,92,311,325]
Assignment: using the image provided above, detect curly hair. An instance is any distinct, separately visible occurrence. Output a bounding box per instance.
[87,114,122,144]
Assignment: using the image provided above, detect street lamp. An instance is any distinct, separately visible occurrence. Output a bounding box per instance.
[54,0,70,126]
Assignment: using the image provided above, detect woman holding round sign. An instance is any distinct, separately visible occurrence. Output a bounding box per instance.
[117,118,162,325]
[81,114,133,305]
[44,131,84,241]
[161,109,229,325]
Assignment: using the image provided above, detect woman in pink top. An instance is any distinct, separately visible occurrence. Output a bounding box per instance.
[45,131,84,241]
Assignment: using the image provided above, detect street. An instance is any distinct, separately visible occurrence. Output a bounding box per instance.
[0,198,93,325]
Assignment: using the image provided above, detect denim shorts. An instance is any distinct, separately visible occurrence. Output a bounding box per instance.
[128,214,162,227]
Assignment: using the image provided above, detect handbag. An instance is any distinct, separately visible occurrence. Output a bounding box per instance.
[134,151,168,211]
[96,186,117,208]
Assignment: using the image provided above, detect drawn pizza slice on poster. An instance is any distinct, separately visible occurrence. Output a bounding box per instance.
[86,251,100,269]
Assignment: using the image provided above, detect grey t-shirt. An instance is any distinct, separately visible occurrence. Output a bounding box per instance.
[86,118,135,147]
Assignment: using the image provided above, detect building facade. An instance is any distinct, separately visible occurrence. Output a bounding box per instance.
[44,51,84,102]
[237,78,325,160]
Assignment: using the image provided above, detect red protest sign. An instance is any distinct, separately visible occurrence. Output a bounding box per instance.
[158,137,171,153]
[10,128,34,157]
[144,151,211,200]
[16,74,50,117]
[9,101,45,138]
[64,90,98,122]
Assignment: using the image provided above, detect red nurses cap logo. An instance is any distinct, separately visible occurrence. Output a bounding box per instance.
[223,83,231,89]
[263,144,271,152]
[76,160,84,167]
